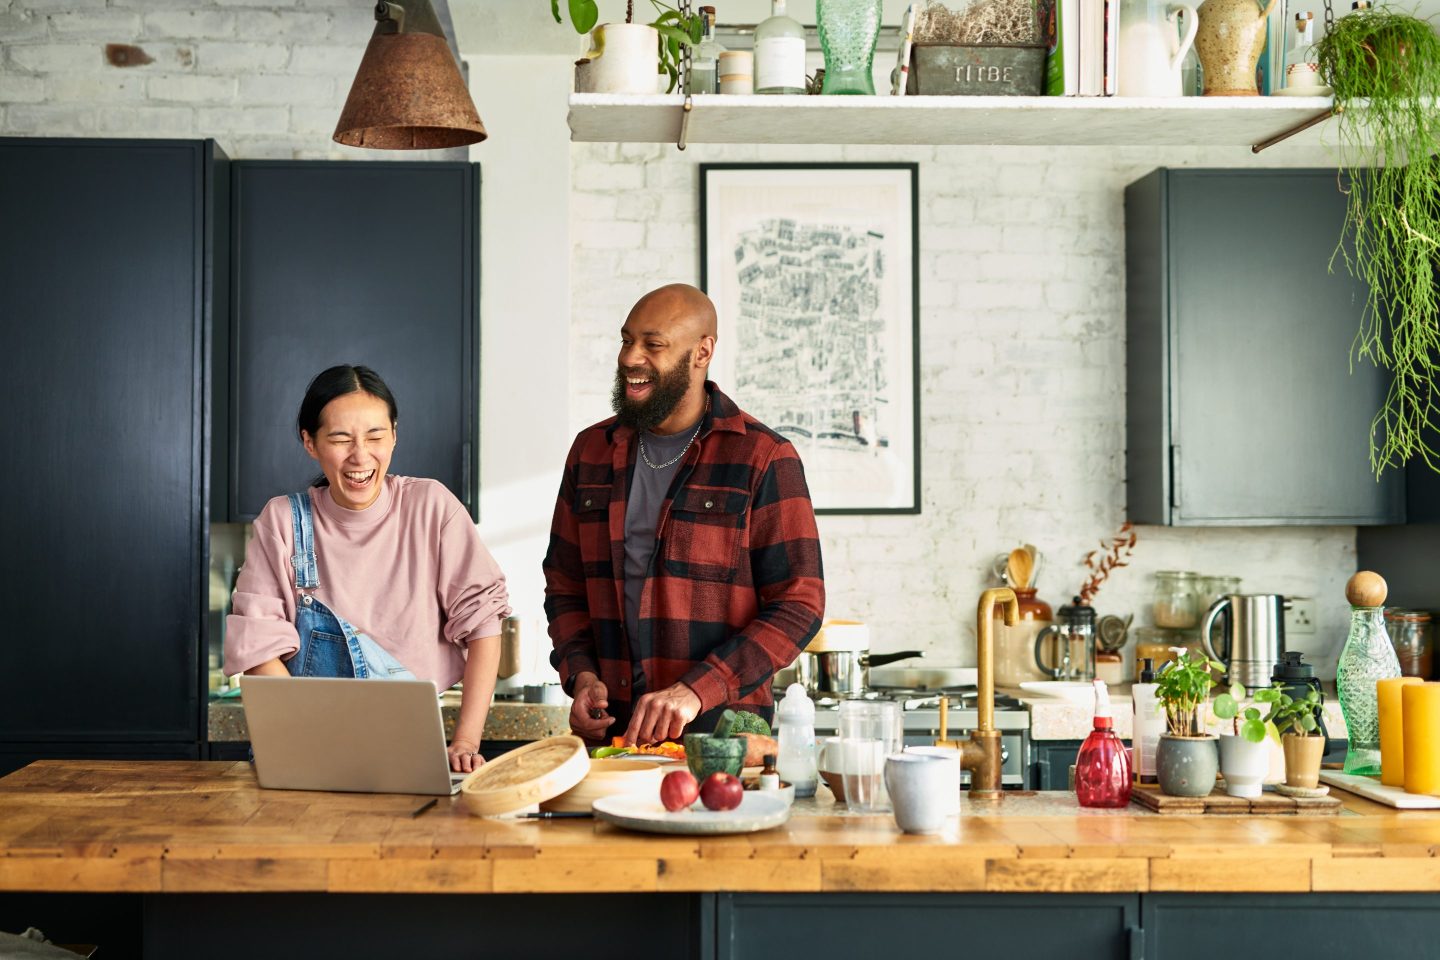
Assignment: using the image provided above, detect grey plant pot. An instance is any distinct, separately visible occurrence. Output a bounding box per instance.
[1156,734,1219,797]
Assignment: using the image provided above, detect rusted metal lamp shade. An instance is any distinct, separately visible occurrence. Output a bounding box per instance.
[334,0,486,150]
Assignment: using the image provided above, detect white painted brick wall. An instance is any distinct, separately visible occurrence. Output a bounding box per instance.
[570,141,1361,677]
[0,0,461,160]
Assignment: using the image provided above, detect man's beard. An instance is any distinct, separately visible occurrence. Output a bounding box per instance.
[611,350,694,432]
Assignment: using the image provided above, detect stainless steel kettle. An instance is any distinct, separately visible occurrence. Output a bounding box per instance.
[1200,593,1291,688]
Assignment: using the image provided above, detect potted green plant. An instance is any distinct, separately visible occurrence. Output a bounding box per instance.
[1265,686,1326,789]
[1213,683,1282,798]
[1313,5,1440,475]
[557,0,704,93]
[1154,650,1222,797]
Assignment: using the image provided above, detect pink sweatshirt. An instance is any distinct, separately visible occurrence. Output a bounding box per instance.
[223,476,510,688]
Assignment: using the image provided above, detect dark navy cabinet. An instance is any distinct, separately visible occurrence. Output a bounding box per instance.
[1125,169,1403,526]
[225,161,479,522]
[0,138,226,751]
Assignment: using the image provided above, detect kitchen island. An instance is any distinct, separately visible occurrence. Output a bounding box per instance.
[2,761,1439,959]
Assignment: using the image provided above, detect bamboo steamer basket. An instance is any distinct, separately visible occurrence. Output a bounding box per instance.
[460,736,589,818]
[540,758,666,813]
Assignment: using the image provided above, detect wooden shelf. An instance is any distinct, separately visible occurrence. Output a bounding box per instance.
[567,93,1339,149]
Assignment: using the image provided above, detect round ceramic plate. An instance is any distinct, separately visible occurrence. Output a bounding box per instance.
[592,791,791,835]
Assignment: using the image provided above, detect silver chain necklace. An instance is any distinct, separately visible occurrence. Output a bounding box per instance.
[638,400,708,470]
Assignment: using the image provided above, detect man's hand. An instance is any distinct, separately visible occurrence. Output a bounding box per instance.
[448,737,485,774]
[624,683,701,745]
[569,672,613,740]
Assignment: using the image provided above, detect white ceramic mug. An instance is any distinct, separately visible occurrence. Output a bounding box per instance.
[884,753,952,834]
[902,746,961,815]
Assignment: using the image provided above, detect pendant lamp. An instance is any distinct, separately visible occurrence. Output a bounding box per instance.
[334,0,486,150]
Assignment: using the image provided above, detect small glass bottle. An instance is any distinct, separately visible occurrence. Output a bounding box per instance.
[1337,572,1402,775]
[754,0,806,95]
[759,754,780,791]
[1076,680,1132,807]
[686,6,724,95]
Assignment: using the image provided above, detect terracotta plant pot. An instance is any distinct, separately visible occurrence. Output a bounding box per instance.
[1217,733,1269,798]
[1282,733,1325,789]
[1156,733,1219,797]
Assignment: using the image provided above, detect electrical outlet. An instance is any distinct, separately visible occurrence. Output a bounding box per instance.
[1286,597,1317,636]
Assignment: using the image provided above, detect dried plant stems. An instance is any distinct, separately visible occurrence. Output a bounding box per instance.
[912,0,1040,45]
[1077,522,1136,605]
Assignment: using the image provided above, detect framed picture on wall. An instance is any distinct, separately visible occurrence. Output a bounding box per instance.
[700,163,920,515]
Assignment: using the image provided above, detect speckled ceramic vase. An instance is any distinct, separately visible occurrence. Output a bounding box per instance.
[1156,734,1219,797]
[1194,0,1277,95]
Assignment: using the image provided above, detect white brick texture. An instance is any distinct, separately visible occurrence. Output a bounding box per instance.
[0,0,460,161]
[570,141,1360,677]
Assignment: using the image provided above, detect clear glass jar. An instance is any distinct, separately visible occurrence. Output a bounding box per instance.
[1385,609,1434,679]
[1199,575,1241,611]
[1152,571,1202,629]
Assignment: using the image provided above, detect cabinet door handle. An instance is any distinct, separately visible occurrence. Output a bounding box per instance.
[1169,443,1181,510]
[461,441,473,510]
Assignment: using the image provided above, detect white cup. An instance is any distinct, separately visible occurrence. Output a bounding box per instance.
[884,753,952,834]
[902,745,961,815]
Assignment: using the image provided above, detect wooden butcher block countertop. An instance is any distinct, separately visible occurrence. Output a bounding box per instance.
[3,761,1440,896]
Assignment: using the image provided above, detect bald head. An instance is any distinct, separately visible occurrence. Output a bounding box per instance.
[627,283,718,341]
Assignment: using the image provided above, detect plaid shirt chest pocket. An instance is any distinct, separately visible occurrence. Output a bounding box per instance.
[573,485,612,556]
[662,486,750,583]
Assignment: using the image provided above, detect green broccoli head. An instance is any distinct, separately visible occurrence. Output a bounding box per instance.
[730,711,771,737]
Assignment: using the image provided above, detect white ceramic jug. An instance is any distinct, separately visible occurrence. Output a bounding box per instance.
[1117,0,1198,97]
[574,23,661,95]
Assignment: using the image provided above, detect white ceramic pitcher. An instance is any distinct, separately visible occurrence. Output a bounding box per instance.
[1117,0,1198,97]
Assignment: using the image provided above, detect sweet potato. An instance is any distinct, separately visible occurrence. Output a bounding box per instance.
[737,732,779,768]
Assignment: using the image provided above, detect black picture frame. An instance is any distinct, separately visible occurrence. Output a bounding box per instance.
[700,162,921,515]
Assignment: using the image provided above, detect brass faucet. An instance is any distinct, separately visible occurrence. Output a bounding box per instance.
[935,586,1017,801]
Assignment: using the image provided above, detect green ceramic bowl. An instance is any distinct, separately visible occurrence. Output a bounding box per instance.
[684,733,746,780]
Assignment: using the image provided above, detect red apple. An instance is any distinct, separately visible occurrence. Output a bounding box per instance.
[700,771,743,812]
[660,769,699,812]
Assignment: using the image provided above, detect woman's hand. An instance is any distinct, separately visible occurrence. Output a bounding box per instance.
[448,737,484,773]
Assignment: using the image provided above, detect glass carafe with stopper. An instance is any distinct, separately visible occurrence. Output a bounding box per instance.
[1336,571,1401,775]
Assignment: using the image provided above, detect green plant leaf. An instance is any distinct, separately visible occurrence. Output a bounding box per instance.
[1214,693,1238,720]
[568,0,599,33]
[688,15,704,43]
[1300,713,1318,733]
[652,9,681,23]
[1241,717,1267,743]
[655,23,694,47]
[551,0,563,24]
[1242,707,1260,722]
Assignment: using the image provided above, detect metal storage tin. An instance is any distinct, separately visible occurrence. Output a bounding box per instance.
[905,42,1047,96]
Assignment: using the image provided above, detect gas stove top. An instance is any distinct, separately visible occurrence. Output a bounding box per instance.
[813,685,1025,713]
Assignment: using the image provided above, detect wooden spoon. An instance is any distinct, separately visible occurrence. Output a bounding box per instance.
[1007,547,1033,591]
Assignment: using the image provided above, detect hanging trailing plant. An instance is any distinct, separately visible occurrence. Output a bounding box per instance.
[1315,7,1440,475]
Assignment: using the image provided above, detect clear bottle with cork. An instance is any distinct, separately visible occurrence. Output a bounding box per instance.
[686,6,724,95]
[1337,571,1402,775]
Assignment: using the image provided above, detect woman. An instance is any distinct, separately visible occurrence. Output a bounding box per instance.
[224,365,509,773]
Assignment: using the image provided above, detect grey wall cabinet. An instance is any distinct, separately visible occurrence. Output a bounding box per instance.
[1125,169,1403,526]
[0,138,226,748]
[226,161,479,522]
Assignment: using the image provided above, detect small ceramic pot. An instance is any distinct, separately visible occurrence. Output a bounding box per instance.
[573,24,660,95]
[1282,733,1325,789]
[1217,733,1269,798]
[684,733,745,780]
[1156,733,1218,797]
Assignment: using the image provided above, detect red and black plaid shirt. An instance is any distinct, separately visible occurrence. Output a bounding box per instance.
[544,382,825,736]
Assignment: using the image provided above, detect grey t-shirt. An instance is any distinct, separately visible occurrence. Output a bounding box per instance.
[624,421,700,643]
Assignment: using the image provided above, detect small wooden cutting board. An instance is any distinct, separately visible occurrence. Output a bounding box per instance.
[1130,783,1341,816]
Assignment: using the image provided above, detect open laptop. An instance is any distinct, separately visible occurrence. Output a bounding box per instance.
[242,676,469,796]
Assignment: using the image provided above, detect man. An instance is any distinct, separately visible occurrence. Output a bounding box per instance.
[544,283,825,746]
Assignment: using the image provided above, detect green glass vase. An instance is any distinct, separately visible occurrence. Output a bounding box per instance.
[818,0,882,95]
[1336,604,1401,775]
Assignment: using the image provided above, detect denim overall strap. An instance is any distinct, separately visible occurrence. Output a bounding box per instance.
[287,492,320,591]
